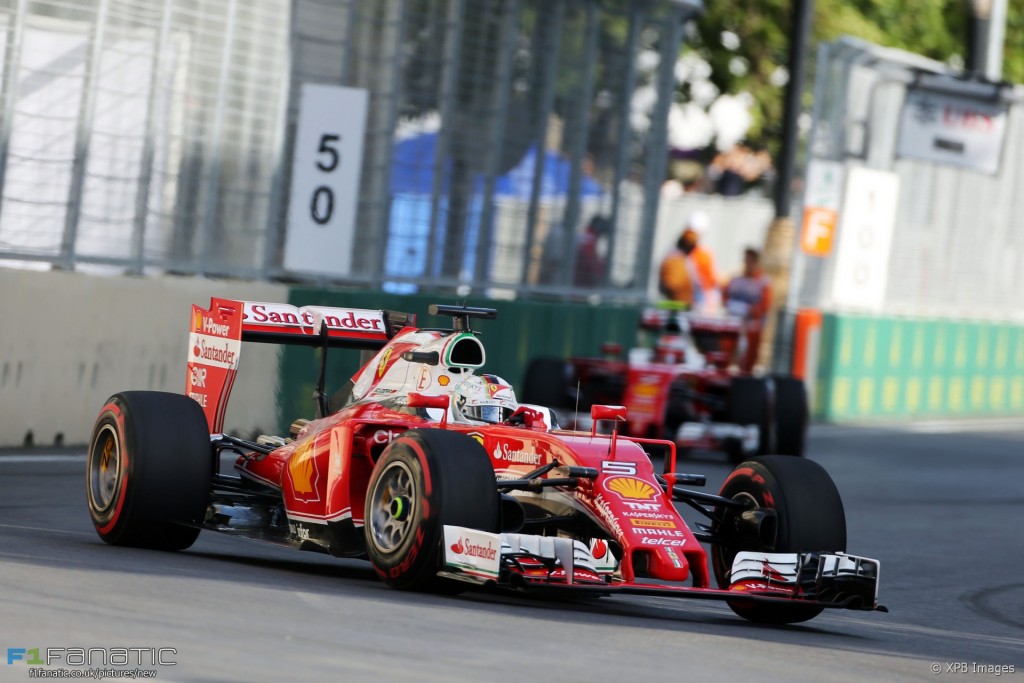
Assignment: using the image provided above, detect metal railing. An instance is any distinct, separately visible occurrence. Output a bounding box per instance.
[792,37,1024,321]
[0,0,705,302]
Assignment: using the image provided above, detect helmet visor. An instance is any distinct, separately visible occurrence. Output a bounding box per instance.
[465,404,512,424]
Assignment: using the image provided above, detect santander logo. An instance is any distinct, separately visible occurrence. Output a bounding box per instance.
[451,537,497,560]
[592,539,608,560]
[243,302,384,333]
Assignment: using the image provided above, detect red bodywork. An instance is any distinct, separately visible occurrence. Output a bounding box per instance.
[180,299,864,613]
[569,312,743,446]
[187,297,715,586]
[238,405,709,586]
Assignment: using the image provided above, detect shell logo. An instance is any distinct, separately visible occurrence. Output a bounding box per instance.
[288,442,320,503]
[193,310,203,333]
[634,383,659,397]
[605,476,658,501]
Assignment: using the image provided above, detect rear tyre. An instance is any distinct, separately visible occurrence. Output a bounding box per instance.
[663,382,691,438]
[365,429,500,592]
[726,377,772,462]
[521,357,570,409]
[86,391,211,550]
[710,456,847,624]
[773,376,808,457]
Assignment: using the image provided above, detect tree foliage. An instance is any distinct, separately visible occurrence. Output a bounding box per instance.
[688,0,1022,151]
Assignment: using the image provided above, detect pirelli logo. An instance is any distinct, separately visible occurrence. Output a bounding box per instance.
[630,519,677,529]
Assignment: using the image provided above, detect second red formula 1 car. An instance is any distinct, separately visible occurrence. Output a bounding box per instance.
[523,306,809,463]
[86,300,882,624]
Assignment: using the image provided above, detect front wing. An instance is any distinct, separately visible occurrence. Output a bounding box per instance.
[440,526,885,613]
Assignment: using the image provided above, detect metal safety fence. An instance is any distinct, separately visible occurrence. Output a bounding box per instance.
[791,36,1024,322]
[0,0,702,301]
[0,0,290,276]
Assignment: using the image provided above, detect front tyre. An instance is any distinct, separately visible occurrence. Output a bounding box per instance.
[87,391,212,550]
[364,429,500,592]
[711,455,846,624]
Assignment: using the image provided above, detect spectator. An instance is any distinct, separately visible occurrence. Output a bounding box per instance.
[724,247,772,373]
[574,215,610,287]
[661,160,706,199]
[683,210,722,314]
[709,144,773,196]
[658,227,700,306]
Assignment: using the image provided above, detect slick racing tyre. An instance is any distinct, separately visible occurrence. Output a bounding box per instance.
[521,357,570,409]
[726,377,772,463]
[365,429,500,592]
[772,376,808,457]
[87,391,212,550]
[710,456,847,624]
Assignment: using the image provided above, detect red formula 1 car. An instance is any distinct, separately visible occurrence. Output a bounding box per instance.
[523,307,809,463]
[86,300,882,624]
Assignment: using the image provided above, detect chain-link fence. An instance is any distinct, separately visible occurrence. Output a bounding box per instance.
[0,0,290,276]
[0,0,702,300]
[792,36,1024,321]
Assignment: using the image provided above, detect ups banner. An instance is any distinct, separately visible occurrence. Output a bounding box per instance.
[815,314,1024,420]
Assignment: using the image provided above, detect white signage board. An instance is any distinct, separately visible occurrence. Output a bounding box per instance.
[803,160,845,210]
[284,84,368,277]
[897,89,1007,175]
[829,167,900,311]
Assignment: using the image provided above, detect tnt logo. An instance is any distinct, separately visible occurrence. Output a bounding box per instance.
[7,648,44,665]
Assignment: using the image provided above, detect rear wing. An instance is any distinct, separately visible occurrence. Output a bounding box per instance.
[186,297,415,432]
[240,300,415,348]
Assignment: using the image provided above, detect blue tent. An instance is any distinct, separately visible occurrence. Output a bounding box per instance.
[390,133,603,198]
[385,133,604,292]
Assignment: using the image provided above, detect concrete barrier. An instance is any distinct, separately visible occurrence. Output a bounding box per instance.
[0,270,286,447]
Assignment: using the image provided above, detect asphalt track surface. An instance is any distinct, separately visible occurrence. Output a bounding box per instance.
[1,424,1023,683]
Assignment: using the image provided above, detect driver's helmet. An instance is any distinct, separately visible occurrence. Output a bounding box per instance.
[453,374,518,423]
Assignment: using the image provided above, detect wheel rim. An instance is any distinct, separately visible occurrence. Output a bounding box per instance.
[89,423,121,514]
[368,460,417,554]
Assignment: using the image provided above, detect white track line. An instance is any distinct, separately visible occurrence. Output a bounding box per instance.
[0,523,94,537]
[0,454,86,463]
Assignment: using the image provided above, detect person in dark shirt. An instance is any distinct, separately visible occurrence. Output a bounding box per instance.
[573,215,610,287]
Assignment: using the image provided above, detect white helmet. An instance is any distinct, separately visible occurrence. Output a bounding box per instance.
[454,374,518,423]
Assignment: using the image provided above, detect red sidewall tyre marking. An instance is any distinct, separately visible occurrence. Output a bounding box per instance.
[93,402,130,536]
